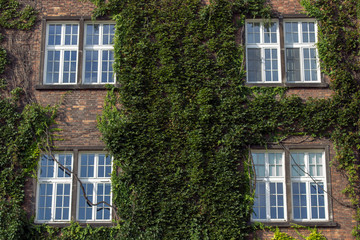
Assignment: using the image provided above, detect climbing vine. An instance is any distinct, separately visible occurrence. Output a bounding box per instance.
[95,0,360,239]
[0,0,359,239]
[0,1,57,240]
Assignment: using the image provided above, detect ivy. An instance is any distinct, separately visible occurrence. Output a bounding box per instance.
[96,0,360,239]
[0,0,358,239]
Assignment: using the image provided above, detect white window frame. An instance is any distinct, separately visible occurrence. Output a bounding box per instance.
[43,21,115,85]
[251,150,287,222]
[245,20,282,83]
[43,23,79,85]
[82,23,115,84]
[251,149,329,223]
[35,153,73,223]
[284,19,321,83]
[77,152,113,222]
[290,150,328,221]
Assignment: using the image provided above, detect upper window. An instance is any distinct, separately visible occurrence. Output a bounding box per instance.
[43,22,115,85]
[246,19,320,84]
[36,152,112,223]
[252,149,329,223]
[284,21,320,83]
[246,21,281,83]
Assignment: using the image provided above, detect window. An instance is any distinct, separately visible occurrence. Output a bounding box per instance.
[246,19,320,84]
[252,149,329,223]
[252,151,286,221]
[36,152,112,223]
[36,154,73,222]
[78,153,112,221]
[284,21,320,82]
[246,20,281,83]
[84,24,115,84]
[290,151,327,220]
[43,21,115,85]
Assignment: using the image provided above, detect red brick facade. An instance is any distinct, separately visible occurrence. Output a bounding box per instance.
[19,0,355,238]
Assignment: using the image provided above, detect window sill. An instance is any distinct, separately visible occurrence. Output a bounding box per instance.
[35,84,118,90]
[257,221,338,228]
[245,82,329,88]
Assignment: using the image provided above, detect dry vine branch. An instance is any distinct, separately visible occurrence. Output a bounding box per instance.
[278,142,356,210]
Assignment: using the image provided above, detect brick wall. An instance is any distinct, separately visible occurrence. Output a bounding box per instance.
[19,0,355,238]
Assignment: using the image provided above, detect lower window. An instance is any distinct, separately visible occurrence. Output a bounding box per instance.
[252,149,328,223]
[36,152,112,223]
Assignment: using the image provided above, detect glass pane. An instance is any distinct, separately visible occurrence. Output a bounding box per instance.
[285,22,299,43]
[252,153,265,177]
[86,24,99,45]
[264,22,277,43]
[247,22,260,44]
[78,183,93,220]
[247,48,261,82]
[84,51,99,83]
[286,48,300,82]
[101,50,114,83]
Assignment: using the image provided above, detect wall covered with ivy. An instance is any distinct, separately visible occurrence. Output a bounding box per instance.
[0,0,359,239]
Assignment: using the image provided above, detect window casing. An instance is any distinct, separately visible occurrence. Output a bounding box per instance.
[36,152,112,223]
[246,19,321,84]
[252,149,329,223]
[43,21,115,85]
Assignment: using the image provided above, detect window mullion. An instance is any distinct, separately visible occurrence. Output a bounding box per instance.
[51,182,56,221]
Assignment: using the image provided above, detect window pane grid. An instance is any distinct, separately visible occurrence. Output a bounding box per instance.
[302,22,316,43]
[38,183,53,220]
[84,50,99,83]
[246,21,280,83]
[103,24,115,45]
[264,22,277,43]
[252,150,327,223]
[252,152,285,221]
[101,50,114,83]
[40,155,54,178]
[303,48,318,82]
[270,182,284,219]
[86,24,100,45]
[285,22,299,44]
[48,24,62,46]
[46,51,60,84]
[96,183,112,220]
[292,182,307,219]
[284,21,319,83]
[264,49,278,82]
[63,51,77,83]
[78,153,112,221]
[55,183,71,220]
[37,154,73,222]
[98,154,112,178]
[290,151,327,221]
[65,24,78,45]
[58,154,72,178]
[78,183,94,220]
[45,23,79,84]
[253,182,266,219]
[247,22,260,44]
